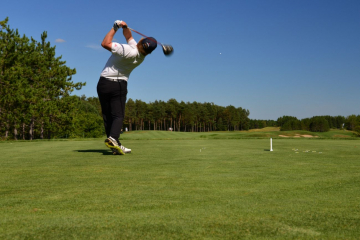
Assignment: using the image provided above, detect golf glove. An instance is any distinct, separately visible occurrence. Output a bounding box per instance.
[113,20,122,31]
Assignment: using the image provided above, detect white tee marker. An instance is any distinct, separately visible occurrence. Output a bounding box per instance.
[270,138,273,151]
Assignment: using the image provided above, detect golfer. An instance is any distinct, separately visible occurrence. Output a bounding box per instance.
[97,20,157,155]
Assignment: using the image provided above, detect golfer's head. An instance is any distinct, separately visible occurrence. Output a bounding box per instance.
[140,37,157,54]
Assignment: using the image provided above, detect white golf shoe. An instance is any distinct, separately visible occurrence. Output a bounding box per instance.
[105,137,125,155]
[111,145,131,155]
[120,145,131,153]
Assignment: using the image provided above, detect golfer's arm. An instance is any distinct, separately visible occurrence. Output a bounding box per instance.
[101,28,116,51]
[123,27,134,43]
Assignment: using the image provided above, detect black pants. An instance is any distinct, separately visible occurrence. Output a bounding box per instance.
[97,77,127,142]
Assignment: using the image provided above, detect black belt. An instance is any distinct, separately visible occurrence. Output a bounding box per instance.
[100,76,126,82]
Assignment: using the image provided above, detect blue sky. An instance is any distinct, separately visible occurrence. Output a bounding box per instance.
[2,0,359,120]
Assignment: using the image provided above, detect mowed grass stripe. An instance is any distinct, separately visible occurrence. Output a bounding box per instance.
[1,136,360,239]
[119,129,358,140]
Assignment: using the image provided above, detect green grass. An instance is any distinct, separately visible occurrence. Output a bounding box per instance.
[116,128,358,140]
[1,131,360,239]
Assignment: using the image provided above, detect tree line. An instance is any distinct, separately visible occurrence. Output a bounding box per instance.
[0,17,86,140]
[124,98,250,132]
[277,115,360,133]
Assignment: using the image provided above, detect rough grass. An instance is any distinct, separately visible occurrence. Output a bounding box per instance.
[117,129,357,141]
[1,131,360,239]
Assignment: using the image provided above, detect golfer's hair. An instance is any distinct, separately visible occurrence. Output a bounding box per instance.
[137,38,147,56]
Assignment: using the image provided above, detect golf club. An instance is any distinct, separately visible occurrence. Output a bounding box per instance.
[128,27,174,56]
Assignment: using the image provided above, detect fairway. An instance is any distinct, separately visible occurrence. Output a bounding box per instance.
[1,133,360,239]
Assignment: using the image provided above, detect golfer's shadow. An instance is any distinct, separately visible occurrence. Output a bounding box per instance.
[75,149,113,155]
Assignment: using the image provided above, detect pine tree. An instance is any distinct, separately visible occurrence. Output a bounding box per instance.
[0,18,85,139]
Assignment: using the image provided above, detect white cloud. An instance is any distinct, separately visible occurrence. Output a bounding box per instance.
[86,44,102,50]
[55,39,65,43]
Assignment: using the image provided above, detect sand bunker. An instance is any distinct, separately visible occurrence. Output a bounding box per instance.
[301,135,313,138]
[278,134,318,138]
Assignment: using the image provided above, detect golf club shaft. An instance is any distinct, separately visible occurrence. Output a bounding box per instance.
[128,27,162,46]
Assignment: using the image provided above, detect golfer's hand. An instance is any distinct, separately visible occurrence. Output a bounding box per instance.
[113,20,123,31]
[120,21,128,29]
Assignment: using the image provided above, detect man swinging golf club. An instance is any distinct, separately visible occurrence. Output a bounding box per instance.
[97,20,157,155]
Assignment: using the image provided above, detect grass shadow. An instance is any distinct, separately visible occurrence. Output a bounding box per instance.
[75,149,113,155]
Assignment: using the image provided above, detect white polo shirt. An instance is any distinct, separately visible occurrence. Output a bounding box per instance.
[100,39,145,81]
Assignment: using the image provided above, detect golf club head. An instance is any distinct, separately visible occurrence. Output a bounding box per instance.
[162,44,174,56]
